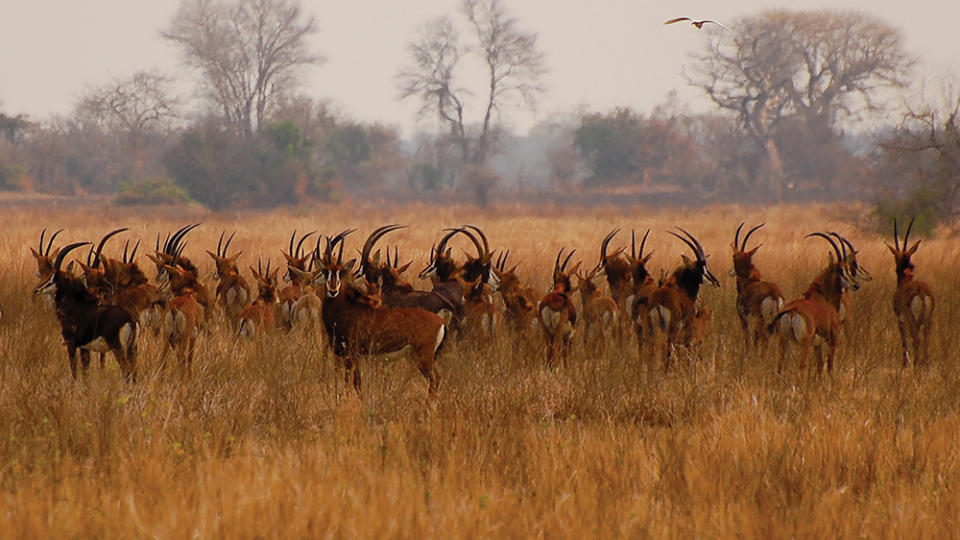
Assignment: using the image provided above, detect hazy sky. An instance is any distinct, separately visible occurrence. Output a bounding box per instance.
[1,0,956,136]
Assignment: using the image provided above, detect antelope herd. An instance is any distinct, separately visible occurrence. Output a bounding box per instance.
[26,219,935,393]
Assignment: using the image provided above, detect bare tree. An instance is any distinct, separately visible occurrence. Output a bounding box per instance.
[398,0,545,167]
[164,0,321,135]
[687,9,912,196]
[76,71,177,149]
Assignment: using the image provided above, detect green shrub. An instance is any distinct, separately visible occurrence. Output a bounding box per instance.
[872,185,943,237]
[114,177,194,206]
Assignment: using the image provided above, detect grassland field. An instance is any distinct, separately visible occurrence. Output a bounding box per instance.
[1,200,959,538]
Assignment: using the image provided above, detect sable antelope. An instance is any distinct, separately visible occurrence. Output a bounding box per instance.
[33,242,138,381]
[731,223,784,349]
[148,224,214,320]
[492,250,539,333]
[770,233,853,374]
[316,230,447,395]
[575,265,618,353]
[206,231,251,328]
[886,218,935,366]
[538,249,581,367]
[277,230,317,329]
[594,228,633,308]
[238,259,280,339]
[646,228,720,371]
[158,260,205,372]
[77,228,129,303]
[664,17,729,30]
[625,229,658,353]
[31,228,63,309]
[106,239,165,336]
[829,231,871,323]
[458,225,500,337]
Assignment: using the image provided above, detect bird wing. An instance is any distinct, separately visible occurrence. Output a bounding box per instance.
[701,20,730,31]
[664,17,693,25]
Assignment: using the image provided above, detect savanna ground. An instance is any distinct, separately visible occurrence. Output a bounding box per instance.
[1,199,959,538]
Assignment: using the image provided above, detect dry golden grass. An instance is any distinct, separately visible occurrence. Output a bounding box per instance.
[2,200,960,537]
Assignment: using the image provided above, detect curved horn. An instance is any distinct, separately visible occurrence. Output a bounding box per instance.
[91,228,128,268]
[734,222,745,251]
[600,228,620,263]
[742,223,764,251]
[832,233,857,257]
[169,223,201,257]
[53,241,92,271]
[361,225,405,265]
[223,231,237,256]
[462,225,490,256]
[828,232,848,261]
[130,239,140,263]
[458,227,486,260]
[806,232,843,264]
[296,231,317,259]
[122,240,130,264]
[904,217,916,248]
[436,228,462,256]
[668,229,701,262]
[324,229,356,261]
[675,227,706,261]
[217,231,226,257]
[893,218,900,251]
[562,249,576,272]
[639,229,651,259]
[289,230,297,256]
[45,228,64,257]
[39,227,46,253]
[554,248,564,272]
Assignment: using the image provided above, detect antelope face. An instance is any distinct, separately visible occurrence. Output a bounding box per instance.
[34,273,57,296]
[418,259,437,281]
[324,269,344,297]
[704,267,721,288]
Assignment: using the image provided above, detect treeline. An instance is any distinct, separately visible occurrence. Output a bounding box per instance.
[0,2,957,230]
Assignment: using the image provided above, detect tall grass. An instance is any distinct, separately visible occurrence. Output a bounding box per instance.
[1,200,958,537]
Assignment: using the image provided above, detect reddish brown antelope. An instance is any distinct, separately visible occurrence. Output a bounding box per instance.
[595,228,633,308]
[646,228,720,371]
[158,261,205,372]
[886,218,935,366]
[626,229,658,355]
[538,248,581,367]
[316,230,447,395]
[493,250,539,333]
[238,259,280,339]
[576,265,618,353]
[31,228,64,310]
[33,242,138,381]
[731,223,784,349]
[148,224,214,320]
[206,231,251,328]
[829,231,871,323]
[277,230,317,329]
[105,239,165,336]
[770,233,852,375]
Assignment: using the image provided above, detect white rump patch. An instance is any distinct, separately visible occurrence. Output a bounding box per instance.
[649,306,670,332]
[439,309,453,326]
[435,325,446,353]
[119,323,136,350]
[760,297,782,325]
[541,307,560,333]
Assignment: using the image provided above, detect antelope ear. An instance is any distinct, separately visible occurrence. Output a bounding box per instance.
[641,251,655,265]
[66,261,75,274]
[681,254,693,266]
[746,245,761,256]
[372,249,381,265]
[230,251,243,262]
[398,261,412,273]
[29,247,42,259]
[568,261,582,275]
[288,266,308,281]
[906,240,921,256]
[146,253,163,265]
[205,250,219,261]
[885,242,898,256]
[344,259,357,272]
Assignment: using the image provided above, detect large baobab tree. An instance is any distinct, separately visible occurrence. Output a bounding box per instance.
[687,9,912,197]
[164,0,321,135]
[397,0,546,167]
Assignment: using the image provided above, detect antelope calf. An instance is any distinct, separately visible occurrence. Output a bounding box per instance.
[238,260,280,339]
[576,266,618,353]
[646,228,720,371]
[159,261,205,372]
[277,230,317,329]
[886,218,935,366]
[33,242,138,381]
[538,249,581,367]
[731,223,784,349]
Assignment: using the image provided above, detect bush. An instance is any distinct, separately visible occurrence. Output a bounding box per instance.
[871,186,943,237]
[114,177,194,206]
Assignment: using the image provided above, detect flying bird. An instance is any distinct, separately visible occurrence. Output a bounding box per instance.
[664,17,729,31]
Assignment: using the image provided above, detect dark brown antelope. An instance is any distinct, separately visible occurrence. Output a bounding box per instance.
[594,228,633,308]
[731,223,784,349]
[770,233,853,374]
[238,259,280,339]
[538,248,581,367]
[76,228,129,304]
[646,228,720,371]
[576,266,618,353]
[206,231,251,328]
[33,242,138,381]
[886,218,935,366]
[316,230,447,395]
